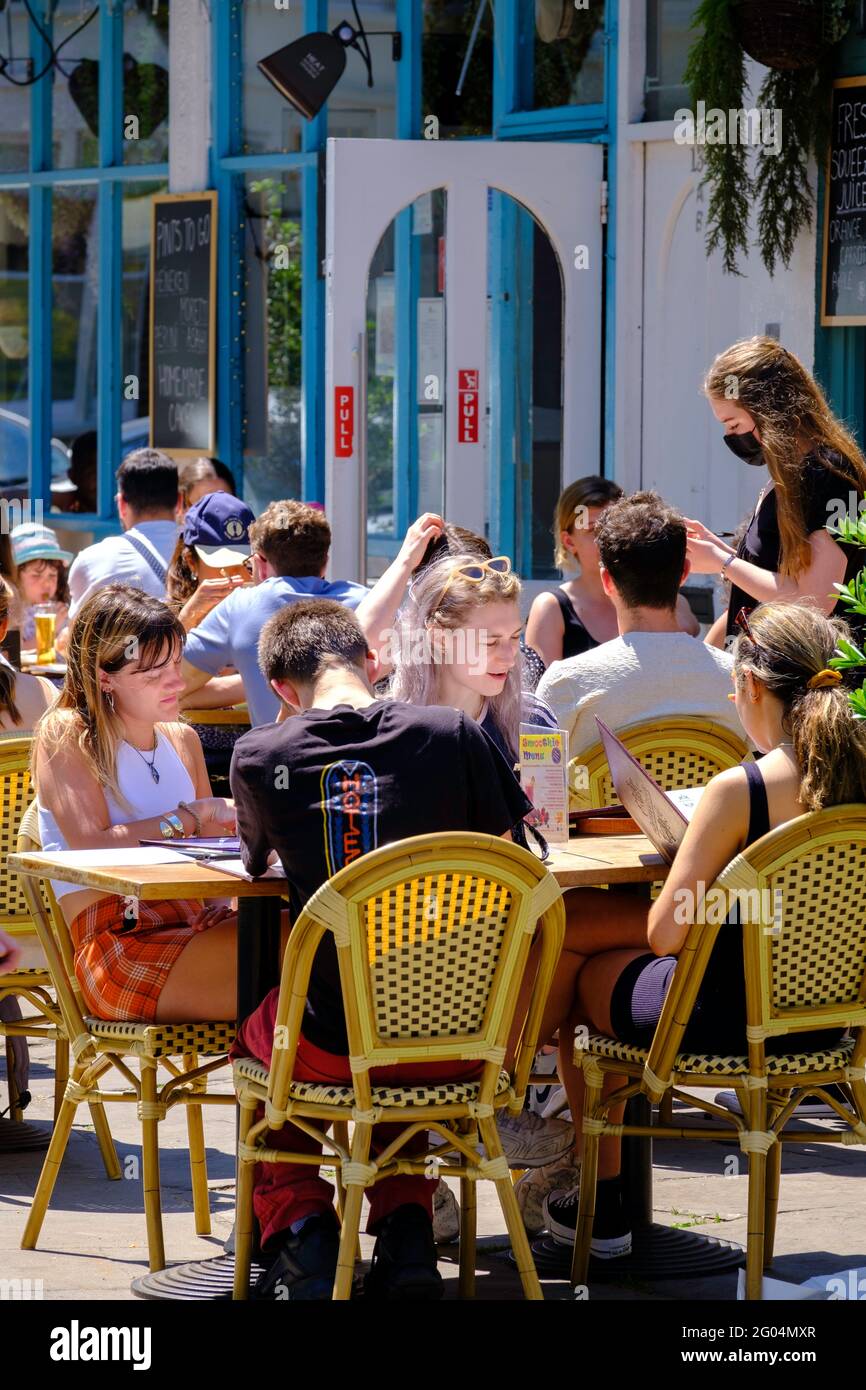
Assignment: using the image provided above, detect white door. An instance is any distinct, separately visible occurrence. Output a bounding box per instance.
[324,137,604,582]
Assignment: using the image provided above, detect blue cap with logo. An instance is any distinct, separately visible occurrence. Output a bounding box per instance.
[183,492,255,568]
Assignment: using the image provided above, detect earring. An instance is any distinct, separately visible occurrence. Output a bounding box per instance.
[103,688,115,712]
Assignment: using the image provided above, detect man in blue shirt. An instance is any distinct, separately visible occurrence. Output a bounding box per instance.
[181,500,367,725]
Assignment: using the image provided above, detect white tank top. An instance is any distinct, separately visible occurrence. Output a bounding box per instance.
[38,730,196,901]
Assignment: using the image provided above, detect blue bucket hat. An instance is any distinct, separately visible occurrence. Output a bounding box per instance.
[11,523,73,567]
[183,492,255,568]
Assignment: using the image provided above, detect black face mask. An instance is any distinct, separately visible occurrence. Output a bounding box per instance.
[723,429,764,464]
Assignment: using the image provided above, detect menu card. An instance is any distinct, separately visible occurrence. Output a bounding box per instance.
[519,723,569,845]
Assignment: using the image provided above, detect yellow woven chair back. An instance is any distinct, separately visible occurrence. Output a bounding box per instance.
[15,802,87,1044]
[0,737,35,934]
[268,832,564,1113]
[644,804,866,1092]
[568,717,750,811]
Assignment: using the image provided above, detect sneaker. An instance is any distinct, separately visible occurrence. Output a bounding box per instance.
[432,1179,460,1245]
[252,1210,340,1300]
[514,1159,582,1235]
[714,1085,851,1119]
[542,1181,632,1258]
[364,1203,444,1302]
[495,1110,575,1168]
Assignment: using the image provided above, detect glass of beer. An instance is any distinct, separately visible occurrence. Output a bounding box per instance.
[34,603,58,664]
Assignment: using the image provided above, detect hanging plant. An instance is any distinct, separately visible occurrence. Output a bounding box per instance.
[684,0,854,275]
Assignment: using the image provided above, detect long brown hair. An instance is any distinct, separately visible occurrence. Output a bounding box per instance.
[0,587,21,726]
[705,337,866,577]
[733,601,866,810]
[553,476,623,570]
[165,536,199,611]
[33,585,185,803]
[18,558,70,607]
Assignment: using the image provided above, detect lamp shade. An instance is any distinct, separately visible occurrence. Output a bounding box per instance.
[257,30,350,120]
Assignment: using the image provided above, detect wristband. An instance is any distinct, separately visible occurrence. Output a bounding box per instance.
[720,551,736,578]
[159,813,184,840]
[178,801,201,836]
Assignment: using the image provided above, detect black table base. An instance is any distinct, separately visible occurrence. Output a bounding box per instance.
[132,1254,265,1301]
[524,1224,743,1282]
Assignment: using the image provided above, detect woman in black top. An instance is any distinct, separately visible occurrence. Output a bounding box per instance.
[541,601,862,1253]
[685,336,866,650]
[526,476,698,672]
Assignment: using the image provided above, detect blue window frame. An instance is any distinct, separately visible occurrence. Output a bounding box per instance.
[0,3,168,536]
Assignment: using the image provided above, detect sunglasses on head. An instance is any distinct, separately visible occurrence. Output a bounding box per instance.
[734,606,757,643]
[433,556,512,610]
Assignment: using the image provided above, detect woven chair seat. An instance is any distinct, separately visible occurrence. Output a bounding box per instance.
[86,1018,236,1057]
[234,1055,512,1108]
[1,966,51,981]
[586,1030,855,1077]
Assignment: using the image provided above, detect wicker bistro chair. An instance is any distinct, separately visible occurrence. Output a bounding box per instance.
[0,739,74,1126]
[568,716,751,812]
[570,804,866,1300]
[13,834,237,1272]
[232,832,565,1301]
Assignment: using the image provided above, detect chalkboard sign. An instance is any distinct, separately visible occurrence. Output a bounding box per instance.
[822,77,866,326]
[149,191,217,455]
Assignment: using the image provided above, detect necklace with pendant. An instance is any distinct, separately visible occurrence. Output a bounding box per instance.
[131,735,160,784]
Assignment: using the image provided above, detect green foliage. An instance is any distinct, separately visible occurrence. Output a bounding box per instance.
[248,179,302,389]
[829,514,866,549]
[685,1,853,275]
[827,516,866,714]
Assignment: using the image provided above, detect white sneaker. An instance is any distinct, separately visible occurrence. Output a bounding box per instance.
[431,1179,460,1244]
[514,1159,582,1235]
[495,1110,575,1168]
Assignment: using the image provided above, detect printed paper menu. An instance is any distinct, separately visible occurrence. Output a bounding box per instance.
[519,723,569,845]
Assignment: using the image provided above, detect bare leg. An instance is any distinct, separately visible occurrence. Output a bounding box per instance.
[507,888,651,1065]
[155,909,292,1022]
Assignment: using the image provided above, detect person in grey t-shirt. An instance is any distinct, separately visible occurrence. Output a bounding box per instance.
[181,500,367,726]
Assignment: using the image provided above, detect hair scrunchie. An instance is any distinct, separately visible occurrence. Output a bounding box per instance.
[807,668,843,691]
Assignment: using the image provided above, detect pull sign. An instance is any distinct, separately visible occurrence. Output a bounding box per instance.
[457,369,479,444]
[335,386,354,457]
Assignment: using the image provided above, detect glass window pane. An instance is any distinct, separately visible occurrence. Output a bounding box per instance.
[422,0,493,140]
[0,2,30,171]
[51,186,99,450]
[243,0,305,155]
[327,1,397,139]
[123,180,166,463]
[645,0,702,122]
[0,191,30,492]
[242,171,303,514]
[53,1,100,169]
[123,0,170,166]
[519,0,606,111]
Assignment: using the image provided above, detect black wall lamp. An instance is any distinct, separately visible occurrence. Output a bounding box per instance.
[258,2,401,121]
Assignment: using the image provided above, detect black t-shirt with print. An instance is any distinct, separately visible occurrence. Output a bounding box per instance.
[726,449,865,642]
[230,700,532,1053]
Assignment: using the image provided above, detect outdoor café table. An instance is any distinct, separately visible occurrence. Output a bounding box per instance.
[540,832,742,1280]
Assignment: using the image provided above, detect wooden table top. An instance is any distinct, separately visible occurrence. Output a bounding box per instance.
[8,851,288,901]
[545,832,667,887]
[182,707,250,726]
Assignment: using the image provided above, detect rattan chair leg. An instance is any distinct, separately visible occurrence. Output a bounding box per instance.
[183,1055,211,1236]
[572,1078,602,1289]
[90,1099,121,1180]
[21,1071,82,1249]
[5,1038,23,1122]
[744,1090,769,1300]
[232,1098,259,1301]
[763,1091,788,1269]
[658,1091,674,1125]
[332,1125,371,1301]
[139,1061,166,1273]
[458,1177,476,1299]
[52,1037,69,1122]
[477,1116,543,1300]
[333,1119,349,1223]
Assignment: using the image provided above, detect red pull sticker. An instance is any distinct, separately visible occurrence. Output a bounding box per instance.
[335,386,354,458]
[457,370,479,443]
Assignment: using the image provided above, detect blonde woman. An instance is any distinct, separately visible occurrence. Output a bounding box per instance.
[33,584,239,1023]
[542,601,857,1256]
[690,336,866,649]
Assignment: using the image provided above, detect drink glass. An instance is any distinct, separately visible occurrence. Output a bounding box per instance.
[34,603,58,664]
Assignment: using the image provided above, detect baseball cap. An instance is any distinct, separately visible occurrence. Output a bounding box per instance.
[183,492,255,568]
[11,523,73,567]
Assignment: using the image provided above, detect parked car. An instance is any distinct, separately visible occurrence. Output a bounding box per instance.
[0,408,71,500]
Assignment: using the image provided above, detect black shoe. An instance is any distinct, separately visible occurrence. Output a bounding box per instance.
[543,1179,632,1258]
[364,1203,444,1301]
[252,1211,340,1301]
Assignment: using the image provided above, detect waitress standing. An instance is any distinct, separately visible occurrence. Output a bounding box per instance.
[685,337,866,649]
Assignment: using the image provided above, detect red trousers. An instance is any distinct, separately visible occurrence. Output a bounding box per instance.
[231,988,481,1248]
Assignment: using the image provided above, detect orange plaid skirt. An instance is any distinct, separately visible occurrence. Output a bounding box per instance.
[69,895,203,1023]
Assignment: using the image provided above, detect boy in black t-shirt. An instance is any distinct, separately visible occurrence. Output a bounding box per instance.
[229,599,531,1300]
